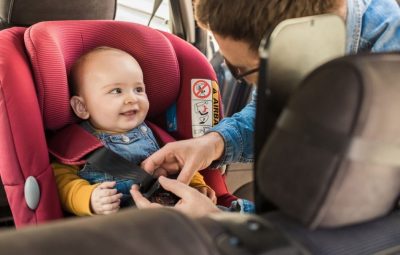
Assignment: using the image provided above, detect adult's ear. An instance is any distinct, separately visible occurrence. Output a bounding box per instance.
[70,96,89,119]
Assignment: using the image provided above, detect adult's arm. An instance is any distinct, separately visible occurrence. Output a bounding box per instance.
[141,132,225,184]
[142,91,256,183]
[209,90,257,167]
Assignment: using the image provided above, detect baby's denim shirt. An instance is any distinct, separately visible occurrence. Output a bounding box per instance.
[78,121,159,199]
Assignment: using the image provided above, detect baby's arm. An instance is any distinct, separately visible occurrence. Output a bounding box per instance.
[52,162,122,215]
[189,171,217,204]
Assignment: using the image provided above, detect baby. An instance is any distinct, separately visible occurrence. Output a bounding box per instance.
[53,46,215,215]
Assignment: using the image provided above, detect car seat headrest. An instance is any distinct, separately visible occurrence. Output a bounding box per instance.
[24,20,180,130]
[256,53,400,228]
[0,0,116,28]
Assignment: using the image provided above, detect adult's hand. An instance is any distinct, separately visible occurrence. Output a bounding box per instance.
[141,132,225,184]
[130,176,221,218]
[195,186,217,204]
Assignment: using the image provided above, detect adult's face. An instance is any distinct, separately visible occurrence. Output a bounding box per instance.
[213,33,260,85]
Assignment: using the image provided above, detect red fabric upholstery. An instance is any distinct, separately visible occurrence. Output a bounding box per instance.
[158,31,236,206]
[0,27,63,227]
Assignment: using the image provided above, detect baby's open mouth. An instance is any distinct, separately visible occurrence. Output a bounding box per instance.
[120,110,137,116]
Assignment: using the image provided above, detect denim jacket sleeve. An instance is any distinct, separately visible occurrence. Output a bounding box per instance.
[208,90,256,167]
[347,0,400,54]
[362,0,400,53]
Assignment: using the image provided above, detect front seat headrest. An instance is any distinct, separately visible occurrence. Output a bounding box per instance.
[257,53,400,229]
[0,0,116,28]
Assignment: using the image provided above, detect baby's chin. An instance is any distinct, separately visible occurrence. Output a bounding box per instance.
[107,126,138,134]
[90,122,139,134]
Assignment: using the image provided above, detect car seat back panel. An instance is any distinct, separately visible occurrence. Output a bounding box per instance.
[257,53,400,228]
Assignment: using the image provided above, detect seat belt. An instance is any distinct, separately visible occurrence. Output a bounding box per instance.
[86,147,159,198]
[85,146,179,205]
[49,122,179,204]
[147,0,163,26]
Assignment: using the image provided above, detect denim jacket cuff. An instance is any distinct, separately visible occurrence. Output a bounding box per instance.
[207,124,241,167]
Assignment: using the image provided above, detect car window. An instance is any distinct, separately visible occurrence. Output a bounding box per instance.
[116,0,170,32]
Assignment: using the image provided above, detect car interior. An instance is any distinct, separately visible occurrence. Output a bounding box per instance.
[0,0,399,254]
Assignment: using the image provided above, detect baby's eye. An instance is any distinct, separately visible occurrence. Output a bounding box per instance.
[110,88,122,94]
[135,87,145,93]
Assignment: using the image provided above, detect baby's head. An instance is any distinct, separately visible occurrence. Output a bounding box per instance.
[69,46,149,133]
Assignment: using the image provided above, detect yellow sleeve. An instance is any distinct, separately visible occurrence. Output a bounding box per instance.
[189,171,209,189]
[52,162,99,216]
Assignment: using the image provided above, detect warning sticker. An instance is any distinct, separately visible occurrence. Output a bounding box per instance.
[191,79,220,137]
[212,82,220,126]
[192,79,211,99]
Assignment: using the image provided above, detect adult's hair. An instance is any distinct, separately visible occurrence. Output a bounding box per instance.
[194,0,342,52]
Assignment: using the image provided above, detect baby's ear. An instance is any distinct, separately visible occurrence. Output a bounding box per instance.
[70,96,89,119]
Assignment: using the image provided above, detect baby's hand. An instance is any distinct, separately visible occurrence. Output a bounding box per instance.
[194,186,217,204]
[90,181,123,215]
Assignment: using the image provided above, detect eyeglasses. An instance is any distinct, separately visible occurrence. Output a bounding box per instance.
[224,59,259,84]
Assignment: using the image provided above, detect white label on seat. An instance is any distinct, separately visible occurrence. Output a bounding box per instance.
[191,79,215,137]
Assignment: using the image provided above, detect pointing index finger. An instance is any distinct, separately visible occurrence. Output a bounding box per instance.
[158,176,195,199]
[142,151,165,175]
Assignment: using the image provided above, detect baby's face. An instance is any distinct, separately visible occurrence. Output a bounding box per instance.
[76,50,149,133]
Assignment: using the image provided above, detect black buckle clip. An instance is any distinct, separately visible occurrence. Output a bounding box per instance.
[140,179,160,199]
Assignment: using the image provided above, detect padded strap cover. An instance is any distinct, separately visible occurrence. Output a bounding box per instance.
[48,124,103,165]
[48,121,177,165]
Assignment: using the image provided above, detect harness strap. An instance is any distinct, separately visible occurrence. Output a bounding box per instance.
[85,147,160,197]
[48,122,178,197]
[47,123,103,165]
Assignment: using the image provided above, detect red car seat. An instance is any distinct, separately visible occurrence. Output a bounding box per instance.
[0,20,237,228]
[0,26,66,227]
[0,0,116,228]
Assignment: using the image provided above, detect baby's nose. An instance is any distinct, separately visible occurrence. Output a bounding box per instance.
[124,93,138,104]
